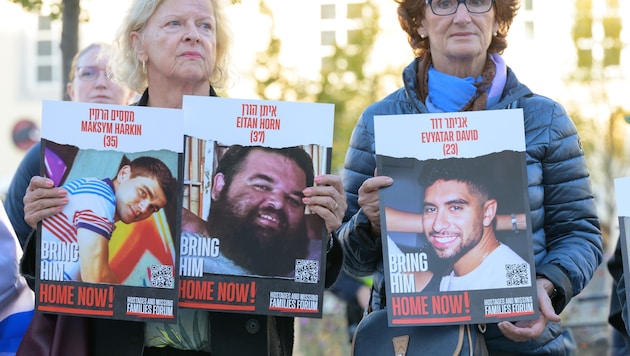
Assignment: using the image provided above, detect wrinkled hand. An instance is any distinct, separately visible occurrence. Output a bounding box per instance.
[302,174,346,234]
[497,277,561,342]
[23,176,68,229]
[357,175,393,236]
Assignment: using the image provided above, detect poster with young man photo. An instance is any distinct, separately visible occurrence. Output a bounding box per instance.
[375,109,538,327]
[179,96,335,318]
[36,100,184,322]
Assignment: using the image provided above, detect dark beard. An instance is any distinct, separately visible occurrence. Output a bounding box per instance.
[207,193,310,277]
[432,234,481,277]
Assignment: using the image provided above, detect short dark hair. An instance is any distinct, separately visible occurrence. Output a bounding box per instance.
[420,158,493,201]
[126,156,177,204]
[214,145,315,190]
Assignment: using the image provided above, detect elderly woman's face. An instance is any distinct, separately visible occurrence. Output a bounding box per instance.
[418,3,498,71]
[133,0,217,86]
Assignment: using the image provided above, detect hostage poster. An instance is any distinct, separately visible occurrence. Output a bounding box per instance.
[615,176,630,331]
[37,100,183,322]
[179,96,334,318]
[374,109,538,326]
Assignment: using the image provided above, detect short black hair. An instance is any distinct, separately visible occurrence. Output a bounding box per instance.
[119,155,177,204]
[214,145,315,190]
[420,157,493,201]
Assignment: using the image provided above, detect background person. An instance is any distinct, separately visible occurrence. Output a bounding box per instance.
[419,158,530,291]
[3,42,137,248]
[339,0,602,354]
[19,0,346,354]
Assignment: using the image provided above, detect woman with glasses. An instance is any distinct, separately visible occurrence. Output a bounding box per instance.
[340,0,602,354]
[66,42,137,104]
[4,42,136,248]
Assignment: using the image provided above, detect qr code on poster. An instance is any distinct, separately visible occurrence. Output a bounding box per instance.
[294,259,319,283]
[505,263,529,287]
[149,265,175,289]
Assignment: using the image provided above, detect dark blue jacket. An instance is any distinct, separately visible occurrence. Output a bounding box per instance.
[4,142,40,247]
[339,58,603,355]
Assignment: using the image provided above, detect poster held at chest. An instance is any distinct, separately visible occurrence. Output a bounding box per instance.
[374,109,539,326]
[37,100,183,322]
[179,96,334,318]
[614,177,630,331]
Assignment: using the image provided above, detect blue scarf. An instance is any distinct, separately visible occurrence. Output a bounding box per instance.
[425,53,506,113]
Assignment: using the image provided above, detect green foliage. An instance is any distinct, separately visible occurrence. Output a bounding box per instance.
[10,0,63,19]
[567,0,628,247]
[247,0,402,174]
[10,0,44,12]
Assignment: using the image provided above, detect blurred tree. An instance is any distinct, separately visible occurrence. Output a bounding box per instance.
[11,0,80,100]
[248,0,401,173]
[568,0,627,249]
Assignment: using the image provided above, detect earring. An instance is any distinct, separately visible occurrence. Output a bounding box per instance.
[493,32,498,37]
[142,60,146,74]
[420,33,426,39]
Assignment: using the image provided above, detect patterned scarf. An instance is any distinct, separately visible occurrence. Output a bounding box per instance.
[416,50,497,112]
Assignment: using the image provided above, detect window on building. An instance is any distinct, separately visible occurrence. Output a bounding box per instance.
[183,137,206,217]
[38,15,51,30]
[525,21,534,40]
[347,3,362,19]
[321,56,334,72]
[321,4,335,19]
[321,31,336,46]
[38,65,53,82]
[37,40,52,56]
[34,15,60,85]
[348,29,362,45]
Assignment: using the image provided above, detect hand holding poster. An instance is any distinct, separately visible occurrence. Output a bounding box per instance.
[37,100,183,322]
[374,109,539,326]
[179,96,334,318]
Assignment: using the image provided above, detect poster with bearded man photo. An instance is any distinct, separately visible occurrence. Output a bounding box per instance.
[179,96,334,318]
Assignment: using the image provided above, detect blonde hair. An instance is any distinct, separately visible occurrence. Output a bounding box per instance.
[110,0,232,93]
[68,42,111,82]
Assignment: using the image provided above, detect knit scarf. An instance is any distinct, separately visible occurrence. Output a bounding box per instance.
[417,50,497,112]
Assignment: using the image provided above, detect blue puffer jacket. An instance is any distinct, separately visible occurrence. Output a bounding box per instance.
[339,57,603,355]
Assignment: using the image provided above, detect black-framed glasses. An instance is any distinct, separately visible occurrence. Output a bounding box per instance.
[426,0,494,16]
[75,66,112,82]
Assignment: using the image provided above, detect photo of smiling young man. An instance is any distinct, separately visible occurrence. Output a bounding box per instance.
[419,158,530,292]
